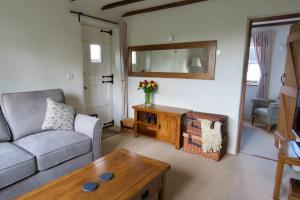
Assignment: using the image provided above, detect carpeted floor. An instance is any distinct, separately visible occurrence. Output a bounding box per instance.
[101,126,121,139]
[101,131,300,200]
[240,121,278,160]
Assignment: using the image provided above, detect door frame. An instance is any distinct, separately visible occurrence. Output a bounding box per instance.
[236,12,300,153]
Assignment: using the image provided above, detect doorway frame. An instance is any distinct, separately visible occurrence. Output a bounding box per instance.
[236,12,300,153]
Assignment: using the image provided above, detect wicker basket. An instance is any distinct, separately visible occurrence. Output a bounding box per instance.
[289,178,300,200]
[186,112,228,137]
[183,132,227,161]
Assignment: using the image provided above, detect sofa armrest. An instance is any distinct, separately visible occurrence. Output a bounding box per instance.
[74,114,103,160]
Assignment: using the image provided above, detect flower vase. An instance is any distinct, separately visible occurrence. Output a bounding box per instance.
[144,92,152,107]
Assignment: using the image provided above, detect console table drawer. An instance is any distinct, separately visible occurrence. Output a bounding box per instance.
[131,176,162,200]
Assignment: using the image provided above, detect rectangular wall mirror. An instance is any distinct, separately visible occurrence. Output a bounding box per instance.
[128,41,217,79]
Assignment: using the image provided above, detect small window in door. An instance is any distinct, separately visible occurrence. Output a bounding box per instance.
[90,44,102,63]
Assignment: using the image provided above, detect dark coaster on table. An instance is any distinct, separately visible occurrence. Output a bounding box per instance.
[82,182,99,192]
[100,172,113,182]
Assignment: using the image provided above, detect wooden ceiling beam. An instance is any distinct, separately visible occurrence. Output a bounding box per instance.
[122,0,208,17]
[101,0,146,10]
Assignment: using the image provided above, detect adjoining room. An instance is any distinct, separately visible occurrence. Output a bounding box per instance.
[240,22,292,160]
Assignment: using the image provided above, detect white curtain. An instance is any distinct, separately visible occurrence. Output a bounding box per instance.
[252,31,275,99]
[119,21,128,118]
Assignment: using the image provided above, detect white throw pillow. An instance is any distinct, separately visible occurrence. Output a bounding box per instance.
[42,98,75,130]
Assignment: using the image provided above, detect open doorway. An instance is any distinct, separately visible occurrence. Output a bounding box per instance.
[237,14,300,160]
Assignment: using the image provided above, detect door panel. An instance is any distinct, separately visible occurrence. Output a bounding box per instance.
[275,21,300,144]
[82,24,113,124]
[277,94,297,140]
[84,77,111,106]
[157,115,177,144]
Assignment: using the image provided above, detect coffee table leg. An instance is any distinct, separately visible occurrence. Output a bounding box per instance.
[273,155,285,200]
[158,175,166,200]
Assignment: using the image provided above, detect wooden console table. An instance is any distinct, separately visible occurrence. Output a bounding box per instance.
[133,104,191,149]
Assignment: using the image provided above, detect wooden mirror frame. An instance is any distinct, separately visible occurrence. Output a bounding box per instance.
[128,40,217,79]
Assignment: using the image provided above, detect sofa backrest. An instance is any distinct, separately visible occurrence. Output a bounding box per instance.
[0,107,11,142]
[1,89,65,140]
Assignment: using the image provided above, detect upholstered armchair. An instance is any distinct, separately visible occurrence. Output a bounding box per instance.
[251,98,280,132]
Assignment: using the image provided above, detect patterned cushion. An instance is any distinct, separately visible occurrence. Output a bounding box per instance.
[42,98,75,130]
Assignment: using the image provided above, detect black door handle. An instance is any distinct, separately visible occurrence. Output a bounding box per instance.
[280,74,285,85]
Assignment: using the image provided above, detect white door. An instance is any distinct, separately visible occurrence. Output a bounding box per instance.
[81,24,113,126]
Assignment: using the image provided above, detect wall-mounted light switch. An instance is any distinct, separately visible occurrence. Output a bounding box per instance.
[216,49,222,56]
[66,72,74,80]
[168,35,174,42]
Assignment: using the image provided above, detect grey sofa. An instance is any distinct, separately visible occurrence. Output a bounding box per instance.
[251,98,279,132]
[0,89,102,199]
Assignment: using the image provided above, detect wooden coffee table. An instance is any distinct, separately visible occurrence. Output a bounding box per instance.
[17,149,170,200]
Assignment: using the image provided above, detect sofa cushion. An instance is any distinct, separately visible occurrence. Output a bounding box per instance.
[0,108,11,142]
[0,142,36,189]
[1,89,65,140]
[14,130,92,171]
[254,108,268,119]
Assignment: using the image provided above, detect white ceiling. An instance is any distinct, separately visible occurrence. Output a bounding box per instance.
[69,0,187,22]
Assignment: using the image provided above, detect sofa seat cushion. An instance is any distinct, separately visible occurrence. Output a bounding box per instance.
[0,142,36,189]
[14,130,92,171]
[254,108,268,119]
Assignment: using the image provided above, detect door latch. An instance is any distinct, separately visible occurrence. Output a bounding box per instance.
[281,73,286,86]
[102,74,113,84]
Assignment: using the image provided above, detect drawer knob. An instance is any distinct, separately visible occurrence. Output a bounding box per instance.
[141,190,149,200]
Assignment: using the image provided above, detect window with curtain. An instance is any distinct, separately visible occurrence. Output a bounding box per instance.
[247,40,261,85]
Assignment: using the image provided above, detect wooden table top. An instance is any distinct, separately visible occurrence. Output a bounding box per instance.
[133,104,192,115]
[17,149,170,200]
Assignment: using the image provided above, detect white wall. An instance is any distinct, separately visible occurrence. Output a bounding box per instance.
[0,0,84,112]
[124,0,300,154]
[243,25,290,120]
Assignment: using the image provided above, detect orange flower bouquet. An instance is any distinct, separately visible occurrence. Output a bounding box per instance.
[138,80,158,107]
